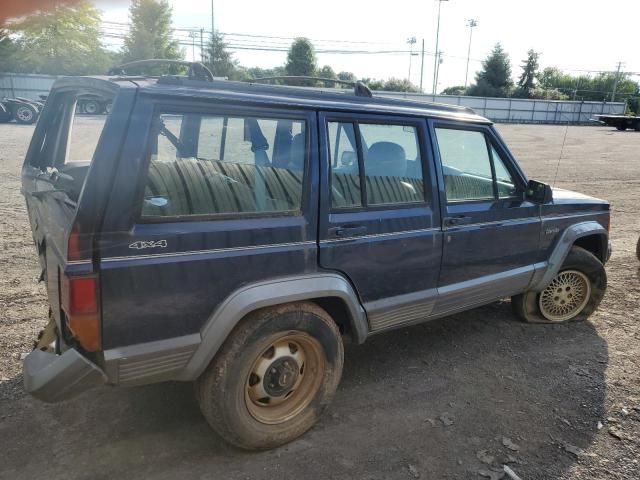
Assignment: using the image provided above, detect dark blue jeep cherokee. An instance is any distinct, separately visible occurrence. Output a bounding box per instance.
[21,70,610,450]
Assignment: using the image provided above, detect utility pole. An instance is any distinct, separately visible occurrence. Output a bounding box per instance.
[189,31,197,62]
[434,51,443,93]
[407,37,417,83]
[200,28,204,62]
[464,19,478,89]
[611,61,624,102]
[419,39,425,92]
[432,0,449,94]
[210,0,215,73]
[211,0,215,36]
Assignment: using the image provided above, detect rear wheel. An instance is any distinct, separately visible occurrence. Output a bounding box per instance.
[615,124,626,131]
[196,302,344,450]
[634,122,640,132]
[14,104,38,125]
[512,246,606,323]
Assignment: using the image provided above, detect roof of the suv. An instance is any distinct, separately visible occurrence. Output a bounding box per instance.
[64,75,492,124]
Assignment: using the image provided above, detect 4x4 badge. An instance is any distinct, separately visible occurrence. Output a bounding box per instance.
[129,240,168,250]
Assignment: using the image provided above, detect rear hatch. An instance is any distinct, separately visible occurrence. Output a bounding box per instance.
[21,77,131,354]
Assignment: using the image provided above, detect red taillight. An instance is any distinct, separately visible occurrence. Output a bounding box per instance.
[61,275,101,352]
[67,226,84,261]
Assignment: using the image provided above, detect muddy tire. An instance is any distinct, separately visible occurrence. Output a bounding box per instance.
[512,246,607,323]
[196,302,344,450]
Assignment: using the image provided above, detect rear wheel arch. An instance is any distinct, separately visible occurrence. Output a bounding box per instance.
[179,274,367,381]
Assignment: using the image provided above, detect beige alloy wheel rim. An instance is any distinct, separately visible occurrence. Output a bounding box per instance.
[245,332,325,425]
[539,269,591,322]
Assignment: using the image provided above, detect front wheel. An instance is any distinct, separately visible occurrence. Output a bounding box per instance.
[512,246,607,323]
[196,302,344,450]
[616,124,626,131]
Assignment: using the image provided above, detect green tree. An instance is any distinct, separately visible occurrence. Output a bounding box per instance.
[6,1,112,75]
[441,85,467,95]
[121,0,182,72]
[514,49,539,98]
[240,65,286,82]
[468,43,513,98]
[536,67,638,102]
[0,29,19,72]
[204,30,237,78]
[285,37,316,85]
[337,71,356,82]
[318,65,337,87]
[360,77,419,92]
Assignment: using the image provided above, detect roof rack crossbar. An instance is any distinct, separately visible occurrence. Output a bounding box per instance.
[248,76,373,98]
[108,59,214,82]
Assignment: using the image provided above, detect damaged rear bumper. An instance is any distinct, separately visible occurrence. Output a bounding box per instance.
[23,348,106,403]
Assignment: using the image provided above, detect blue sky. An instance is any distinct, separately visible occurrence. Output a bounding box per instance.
[95,0,640,91]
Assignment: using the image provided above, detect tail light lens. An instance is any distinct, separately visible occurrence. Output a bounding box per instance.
[61,274,101,352]
[67,224,91,262]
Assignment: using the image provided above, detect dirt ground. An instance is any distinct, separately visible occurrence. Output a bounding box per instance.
[0,121,639,479]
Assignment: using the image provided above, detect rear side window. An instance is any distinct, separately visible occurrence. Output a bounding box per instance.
[66,110,108,163]
[327,120,425,209]
[141,112,306,219]
[434,128,517,202]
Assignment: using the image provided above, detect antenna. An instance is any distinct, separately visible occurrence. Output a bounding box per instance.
[552,119,571,187]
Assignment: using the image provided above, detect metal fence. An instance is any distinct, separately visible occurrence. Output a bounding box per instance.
[376,92,626,124]
[0,73,59,100]
[0,72,627,124]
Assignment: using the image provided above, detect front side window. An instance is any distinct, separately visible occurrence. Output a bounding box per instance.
[142,112,306,218]
[434,127,517,202]
[491,145,517,198]
[327,120,425,208]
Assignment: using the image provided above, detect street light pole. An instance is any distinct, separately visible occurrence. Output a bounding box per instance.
[435,51,443,93]
[419,38,425,92]
[188,31,197,62]
[432,0,448,94]
[464,19,478,89]
[407,37,417,82]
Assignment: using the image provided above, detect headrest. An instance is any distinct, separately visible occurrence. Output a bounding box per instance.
[366,141,407,177]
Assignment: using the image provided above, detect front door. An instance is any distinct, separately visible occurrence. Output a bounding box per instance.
[318,112,442,332]
[429,121,541,315]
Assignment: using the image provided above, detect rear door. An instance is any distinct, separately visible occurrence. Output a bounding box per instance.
[318,112,442,332]
[21,81,123,332]
[428,120,541,315]
[97,97,318,349]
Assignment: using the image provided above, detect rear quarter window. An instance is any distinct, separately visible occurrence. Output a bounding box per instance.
[141,111,307,219]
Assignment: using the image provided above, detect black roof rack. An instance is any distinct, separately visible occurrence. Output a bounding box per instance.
[108,59,214,82]
[248,76,373,98]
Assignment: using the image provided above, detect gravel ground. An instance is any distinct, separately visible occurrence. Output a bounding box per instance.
[0,121,639,479]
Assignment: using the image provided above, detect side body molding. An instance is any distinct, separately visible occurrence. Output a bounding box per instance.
[178,273,367,381]
[530,220,608,292]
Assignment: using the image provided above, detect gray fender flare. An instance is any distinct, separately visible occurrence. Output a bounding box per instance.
[530,221,608,292]
[178,273,367,381]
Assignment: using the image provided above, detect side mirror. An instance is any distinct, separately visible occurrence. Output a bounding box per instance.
[526,179,553,204]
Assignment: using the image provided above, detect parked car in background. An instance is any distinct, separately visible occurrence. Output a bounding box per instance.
[20,66,611,450]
